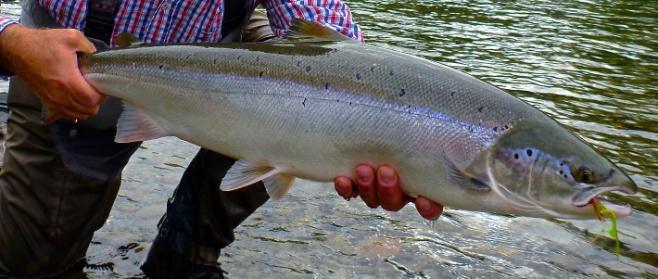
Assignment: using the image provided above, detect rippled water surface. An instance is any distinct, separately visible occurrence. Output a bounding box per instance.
[1,0,656,277]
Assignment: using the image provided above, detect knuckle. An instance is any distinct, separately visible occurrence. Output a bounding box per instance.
[64,29,82,40]
[357,182,373,192]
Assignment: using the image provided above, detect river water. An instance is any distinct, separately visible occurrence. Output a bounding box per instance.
[1,0,656,278]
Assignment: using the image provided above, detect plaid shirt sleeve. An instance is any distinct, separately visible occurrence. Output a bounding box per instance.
[0,16,18,34]
[0,16,19,76]
[261,0,364,41]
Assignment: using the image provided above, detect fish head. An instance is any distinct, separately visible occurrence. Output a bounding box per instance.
[480,119,637,219]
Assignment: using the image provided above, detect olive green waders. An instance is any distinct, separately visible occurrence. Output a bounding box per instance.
[0,1,275,276]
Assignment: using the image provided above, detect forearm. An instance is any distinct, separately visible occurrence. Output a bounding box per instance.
[0,19,20,76]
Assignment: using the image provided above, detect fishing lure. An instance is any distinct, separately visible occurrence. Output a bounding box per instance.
[592,198,620,258]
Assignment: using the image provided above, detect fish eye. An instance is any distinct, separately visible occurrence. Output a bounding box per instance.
[572,166,594,183]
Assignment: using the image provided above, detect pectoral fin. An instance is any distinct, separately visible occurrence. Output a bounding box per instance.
[444,156,491,192]
[220,160,296,199]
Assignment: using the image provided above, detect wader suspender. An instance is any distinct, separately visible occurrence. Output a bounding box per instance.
[84,0,121,44]
[222,0,249,38]
[83,0,252,45]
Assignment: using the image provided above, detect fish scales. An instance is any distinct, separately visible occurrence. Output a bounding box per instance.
[80,21,636,219]
[85,44,495,206]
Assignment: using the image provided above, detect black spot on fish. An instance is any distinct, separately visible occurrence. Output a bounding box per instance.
[256,56,260,62]
[504,125,509,130]
[370,66,376,72]
[564,174,568,179]
[259,71,264,78]
[399,89,406,97]
[478,106,484,113]
[356,73,362,80]
[237,55,241,61]
[514,153,519,160]
[493,126,498,132]
[526,149,533,157]
[158,65,163,70]
[296,61,302,67]
[325,83,330,90]
[389,70,394,76]
[306,66,312,73]
[559,170,564,174]
[213,58,219,65]
[450,91,456,97]
[302,98,307,107]
[560,162,564,166]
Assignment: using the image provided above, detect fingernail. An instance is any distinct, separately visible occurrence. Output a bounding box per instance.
[356,168,372,184]
[378,167,395,184]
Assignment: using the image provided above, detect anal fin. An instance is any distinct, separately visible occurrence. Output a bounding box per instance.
[116,104,169,143]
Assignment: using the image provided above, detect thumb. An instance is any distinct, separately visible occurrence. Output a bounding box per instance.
[65,29,96,54]
[77,36,97,54]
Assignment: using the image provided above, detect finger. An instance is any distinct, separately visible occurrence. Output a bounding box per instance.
[376,166,407,211]
[334,176,354,200]
[44,59,102,115]
[414,196,443,220]
[63,30,102,112]
[355,164,379,208]
[45,104,87,121]
[38,95,87,120]
[67,74,104,114]
[52,104,93,120]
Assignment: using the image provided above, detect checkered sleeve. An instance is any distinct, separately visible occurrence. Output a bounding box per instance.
[0,16,19,76]
[262,0,364,42]
[0,16,18,34]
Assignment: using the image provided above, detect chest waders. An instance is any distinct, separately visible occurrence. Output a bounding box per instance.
[0,0,273,276]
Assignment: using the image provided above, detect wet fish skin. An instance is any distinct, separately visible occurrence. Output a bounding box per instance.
[79,20,636,219]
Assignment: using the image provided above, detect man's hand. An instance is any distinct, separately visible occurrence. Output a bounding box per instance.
[334,165,443,220]
[0,24,103,120]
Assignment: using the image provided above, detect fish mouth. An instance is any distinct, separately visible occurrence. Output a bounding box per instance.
[572,169,637,215]
[572,186,633,216]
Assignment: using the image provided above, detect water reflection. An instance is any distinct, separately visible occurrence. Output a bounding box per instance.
[0,0,656,277]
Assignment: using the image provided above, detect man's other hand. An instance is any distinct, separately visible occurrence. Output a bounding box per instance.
[0,24,103,120]
[334,165,443,220]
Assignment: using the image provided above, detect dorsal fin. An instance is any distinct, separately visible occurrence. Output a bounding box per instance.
[283,19,354,43]
[116,32,143,48]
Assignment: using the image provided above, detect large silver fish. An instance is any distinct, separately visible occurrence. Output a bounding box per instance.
[80,20,637,219]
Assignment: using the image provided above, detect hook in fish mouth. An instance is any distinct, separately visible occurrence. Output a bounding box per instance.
[573,169,637,208]
[572,186,633,216]
[573,186,618,207]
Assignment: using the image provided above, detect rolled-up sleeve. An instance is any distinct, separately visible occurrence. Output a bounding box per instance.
[261,0,364,41]
[0,16,18,34]
[0,16,18,76]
